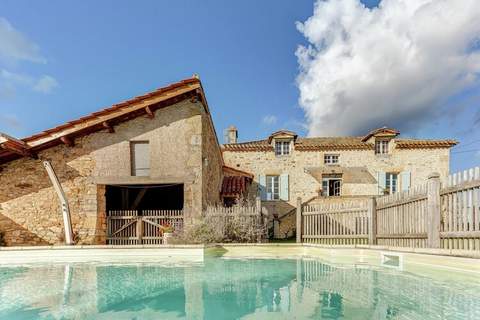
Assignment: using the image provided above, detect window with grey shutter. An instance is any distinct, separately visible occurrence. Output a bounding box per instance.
[131,141,150,176]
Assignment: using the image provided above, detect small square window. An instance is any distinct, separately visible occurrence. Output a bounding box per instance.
[375,140,389,154]
[275,141,290,156]
[324,154,339,165]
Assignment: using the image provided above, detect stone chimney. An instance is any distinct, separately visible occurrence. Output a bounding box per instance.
[226,126,238,144]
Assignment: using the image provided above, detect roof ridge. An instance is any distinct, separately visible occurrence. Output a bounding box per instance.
[22,76,200,143]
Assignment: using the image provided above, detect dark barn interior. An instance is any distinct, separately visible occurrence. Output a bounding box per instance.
[105,184,184,211]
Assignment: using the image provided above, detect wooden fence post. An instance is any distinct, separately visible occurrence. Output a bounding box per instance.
[256,196,261,214]
[296,197,302,243]
[136,215,143,244]
[368,197,377,245]
[427,172,441,248]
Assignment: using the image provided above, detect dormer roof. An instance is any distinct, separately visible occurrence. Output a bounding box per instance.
[361,127,400,142]
[267,130,298,143]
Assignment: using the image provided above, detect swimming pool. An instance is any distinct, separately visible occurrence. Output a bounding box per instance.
[0,246,479,319]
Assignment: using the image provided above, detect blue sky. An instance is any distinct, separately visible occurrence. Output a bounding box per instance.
[0,0,479,173]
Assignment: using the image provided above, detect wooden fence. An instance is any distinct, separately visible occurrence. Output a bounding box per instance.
[376,185,428,248]
[298,166,480,250]
[301,200,370,245]
[107,210,184,245]
[441,167,480,250]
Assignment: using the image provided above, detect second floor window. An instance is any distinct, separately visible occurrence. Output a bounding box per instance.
[375,140,389,154]
[266,175,280,200]
[275,141,290,156]
[324,154,339,165]
[131,141,150,176]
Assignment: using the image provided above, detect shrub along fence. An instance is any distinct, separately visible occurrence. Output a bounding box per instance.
[298,166,480,251]
[204,198,268,243]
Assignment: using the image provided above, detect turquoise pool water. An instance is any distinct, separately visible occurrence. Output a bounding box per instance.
[0,257,479,319]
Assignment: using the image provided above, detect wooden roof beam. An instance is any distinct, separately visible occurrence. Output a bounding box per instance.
[60,136,75,147]
[0,133,37,159]
[102,121,115,133]
[145,106,155,119]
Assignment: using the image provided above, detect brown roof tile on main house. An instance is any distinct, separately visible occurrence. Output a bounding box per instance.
[0,76,206,165]
[222,136,373,152]
[222,136,457,152]
[295,137,372,151]
[395,139,458,149]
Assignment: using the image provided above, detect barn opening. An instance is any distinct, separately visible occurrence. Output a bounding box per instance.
[105,184,184,212]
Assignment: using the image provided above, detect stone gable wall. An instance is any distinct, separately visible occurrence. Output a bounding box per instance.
[0,100,208,246]
[201,110,223,208]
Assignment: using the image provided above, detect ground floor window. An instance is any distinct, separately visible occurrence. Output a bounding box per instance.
[322,174,342,196]
[385,173,398,195]
[266,175,280,200]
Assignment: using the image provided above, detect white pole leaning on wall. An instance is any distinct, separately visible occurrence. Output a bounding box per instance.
[43,161,74,245]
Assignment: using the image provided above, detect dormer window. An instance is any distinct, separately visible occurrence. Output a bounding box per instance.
[275,140,290,156]
[375,140,389,155]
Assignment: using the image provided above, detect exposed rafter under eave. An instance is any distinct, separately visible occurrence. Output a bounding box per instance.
[0,133,37,159]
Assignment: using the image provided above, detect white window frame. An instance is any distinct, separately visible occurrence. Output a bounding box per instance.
[324,154,339,165]
[266,175,280,200]
[131,141,150,177]
[275,140,290,156]
[322,177,342,197]
[385,172,398,195]
[375,140,389,155]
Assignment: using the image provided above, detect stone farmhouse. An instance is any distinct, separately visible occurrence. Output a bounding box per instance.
[0,76,457,245]
[222,127,457,238]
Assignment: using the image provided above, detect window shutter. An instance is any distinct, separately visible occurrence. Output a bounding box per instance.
[131,142,150,176]
[377,171,386,195]
[259,175,267,200]
[401,171,411,192]
[280,174,289,201]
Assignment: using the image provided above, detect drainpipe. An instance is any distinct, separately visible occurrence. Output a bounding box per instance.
[43,161,74,245]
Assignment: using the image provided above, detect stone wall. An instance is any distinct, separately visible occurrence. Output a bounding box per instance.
[223,139,451,238]
[0,100,212,246]
[201,108,223,208]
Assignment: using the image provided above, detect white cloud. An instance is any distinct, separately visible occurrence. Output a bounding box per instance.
[33,75,58,93]
[1,69,32,84]
[0,17,45,64]
[296,0,480,136]
[0,70,58,95]
[262,115,278,125]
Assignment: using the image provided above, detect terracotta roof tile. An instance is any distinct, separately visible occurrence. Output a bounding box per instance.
[223,136,457,152]
[221,176,250,196]
[395,139,457,149]
[0,77,202,165]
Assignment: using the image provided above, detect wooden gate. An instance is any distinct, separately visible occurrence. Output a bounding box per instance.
[107,210,184,245]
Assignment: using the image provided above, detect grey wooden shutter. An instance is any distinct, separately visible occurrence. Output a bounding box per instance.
[131,142,150,176]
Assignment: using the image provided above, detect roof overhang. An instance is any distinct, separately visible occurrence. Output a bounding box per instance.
[305,166,377,184]
[0,77,207,165]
